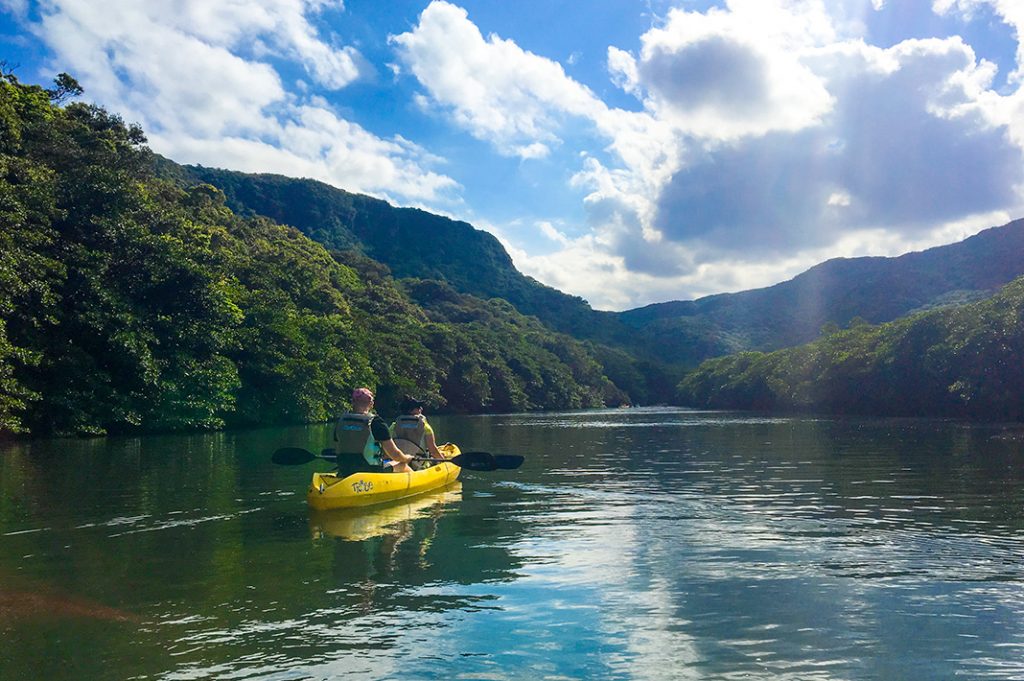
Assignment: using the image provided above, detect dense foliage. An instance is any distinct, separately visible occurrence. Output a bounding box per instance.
[0,74,634,436]
[180,165,619,337]
[6,70,1022,436]
[400,277,628,410]
[678,277,1024,421]
[176,166,682,400]
[180,165,1024,373]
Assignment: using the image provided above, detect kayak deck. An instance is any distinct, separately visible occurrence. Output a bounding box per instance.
[306,443,462,510]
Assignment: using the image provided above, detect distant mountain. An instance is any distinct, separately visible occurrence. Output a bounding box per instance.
[0,71,640,437]
[622,218,1024,362]
[678,274,1024,421]
[172,163,1024,367]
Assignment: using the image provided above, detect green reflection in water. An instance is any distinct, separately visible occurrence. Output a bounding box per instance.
[2,410,1024,679]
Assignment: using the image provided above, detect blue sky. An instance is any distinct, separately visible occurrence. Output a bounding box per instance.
[2,1,1023,310]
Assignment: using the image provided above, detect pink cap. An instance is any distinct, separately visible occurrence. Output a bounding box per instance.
[352,387,374,401]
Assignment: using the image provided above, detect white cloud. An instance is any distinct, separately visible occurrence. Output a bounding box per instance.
[537,220,570,246]
[827,191,852,207]
[937,0,1024,82]
[11,0,1024,310]
[644,33,1024,266]
[390,0,609,157]
[460,0,1024,307]
[511,208,1015,310]
[0,0,27,17]
[515,142,551,160]
[18,0,456,203]
[609,1,836,140]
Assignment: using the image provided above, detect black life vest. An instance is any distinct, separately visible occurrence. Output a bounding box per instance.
[391,414,427,455]
[333,412,380,465]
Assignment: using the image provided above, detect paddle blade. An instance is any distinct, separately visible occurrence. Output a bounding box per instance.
[271,447,317,465]
[492,454,525,470]
[448,452,500,471]
[460,451,525,470]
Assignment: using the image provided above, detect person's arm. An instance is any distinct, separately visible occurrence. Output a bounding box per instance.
[371,417,413,463]
[423,430,443,459]
[380,438,413,463]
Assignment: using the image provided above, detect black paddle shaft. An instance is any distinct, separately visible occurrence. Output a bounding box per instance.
[271,447,524,471]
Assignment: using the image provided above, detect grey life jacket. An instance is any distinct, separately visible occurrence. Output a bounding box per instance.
[391,414,427,455]
[334,412,381,466]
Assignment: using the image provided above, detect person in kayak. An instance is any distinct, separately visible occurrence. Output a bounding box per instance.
[390,395,444,467]
[333,387,415,474]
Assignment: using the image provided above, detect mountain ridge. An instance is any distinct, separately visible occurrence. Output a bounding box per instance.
[621,218,1024,361]
[177,162,1024,367]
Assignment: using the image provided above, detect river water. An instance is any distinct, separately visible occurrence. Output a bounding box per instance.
[2,408,1024,680]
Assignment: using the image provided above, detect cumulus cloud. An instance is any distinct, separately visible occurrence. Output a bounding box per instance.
[574,2,1024,298]
[392,1,1023,305]
[11,0,1024,309]
[16,0,456,203]
[609,1,836,140]
[459,1,1022,306]
[646,32,1024,267]
[937,0,1024,83]
[390,0,609,158]
[537,221,571,246]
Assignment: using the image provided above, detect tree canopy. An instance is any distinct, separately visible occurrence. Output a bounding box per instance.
[677,277,1024,421]
[0,73,637,436]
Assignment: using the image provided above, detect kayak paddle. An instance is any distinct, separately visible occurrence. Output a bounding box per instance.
[271,447,336,465]
[394,438,524,471]
[459,452,524,470]
[271,447,523,472]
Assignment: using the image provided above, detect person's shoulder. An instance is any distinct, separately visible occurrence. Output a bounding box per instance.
[370,414,392,436]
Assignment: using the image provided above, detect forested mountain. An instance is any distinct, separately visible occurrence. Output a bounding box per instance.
[677,275,1024,421]
[621,218,1024,363]
[0,73,634,436]
[173,164,627,343]
[174,165,1024,367]
[5,70,1024,436]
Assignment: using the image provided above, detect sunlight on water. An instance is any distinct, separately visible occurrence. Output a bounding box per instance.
[2,410,1024,679]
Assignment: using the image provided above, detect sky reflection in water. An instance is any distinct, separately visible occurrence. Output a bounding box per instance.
[2,409,1024,679]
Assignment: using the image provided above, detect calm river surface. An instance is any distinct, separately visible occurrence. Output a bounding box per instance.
[3,408,1024,680]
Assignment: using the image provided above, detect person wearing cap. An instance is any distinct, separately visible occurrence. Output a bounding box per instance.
[333,388,415,474]
[390,395,444,466]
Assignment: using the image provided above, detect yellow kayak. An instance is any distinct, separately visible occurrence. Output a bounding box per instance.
[306,443,462,510]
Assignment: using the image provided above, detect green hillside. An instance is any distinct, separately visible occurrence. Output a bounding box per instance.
[178,165,1024,369]
[623,219,1024,363]
[678,275,1024,421]
[6,69,1024,435]
[0,73,634,436]
[176,165,627,343]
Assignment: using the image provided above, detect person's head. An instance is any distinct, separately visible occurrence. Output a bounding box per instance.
[352,387,374,412]
[399,395,426,415]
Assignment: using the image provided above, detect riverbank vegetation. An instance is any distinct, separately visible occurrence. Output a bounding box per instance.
[5,70,1023,437]
[0,73,633,436]
[678,277,1024,421]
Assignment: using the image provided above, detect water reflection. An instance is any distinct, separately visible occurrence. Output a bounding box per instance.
[3,410,1024,679]
[309,483,463,542]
